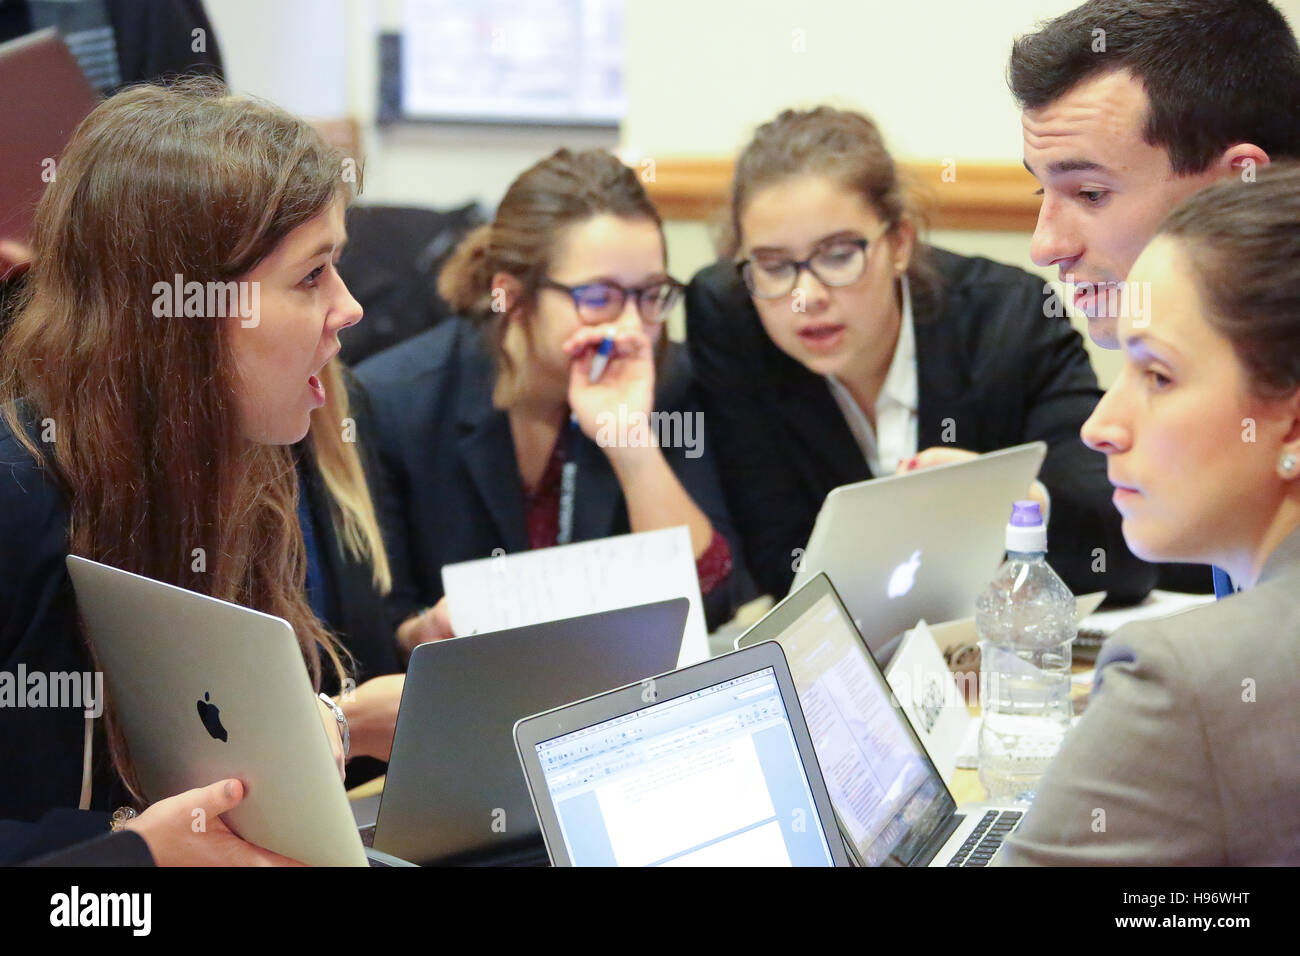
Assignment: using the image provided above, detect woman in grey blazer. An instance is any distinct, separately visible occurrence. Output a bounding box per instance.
[1002,164,1300,865]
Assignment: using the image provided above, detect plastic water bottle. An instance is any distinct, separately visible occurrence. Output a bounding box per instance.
[977,500,1076,804]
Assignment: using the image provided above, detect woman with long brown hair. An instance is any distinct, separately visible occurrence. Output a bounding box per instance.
[356,148,746,647]
[0,79,363,864]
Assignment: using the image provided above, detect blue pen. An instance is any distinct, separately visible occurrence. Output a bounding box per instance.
[560,335,613,544]
[588,334,615,383]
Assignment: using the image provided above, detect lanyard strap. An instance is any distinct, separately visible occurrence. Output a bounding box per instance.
[556,417,581,545]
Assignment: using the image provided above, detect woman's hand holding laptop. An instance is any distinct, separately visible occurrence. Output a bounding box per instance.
[122,779,308,867]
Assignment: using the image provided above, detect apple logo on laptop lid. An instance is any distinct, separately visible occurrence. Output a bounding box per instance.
[887,549,922,599]
[197,691,228,743]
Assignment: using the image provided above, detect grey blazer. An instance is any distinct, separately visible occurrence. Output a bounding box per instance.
[1001,528,1300,865]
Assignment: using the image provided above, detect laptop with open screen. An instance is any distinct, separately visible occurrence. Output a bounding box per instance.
[514,642,851,867]
[375,599,688,865]
[790,441,1046,668]
[737,573,1024,866]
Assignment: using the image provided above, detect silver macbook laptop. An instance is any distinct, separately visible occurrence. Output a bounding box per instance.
[66,555,367,867]
[514,642,852,867]
[374,599,689,865]
[738,573,1023,866]
[791,441,1047,667]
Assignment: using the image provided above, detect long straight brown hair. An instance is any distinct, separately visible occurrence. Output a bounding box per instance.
[0,79,352,800]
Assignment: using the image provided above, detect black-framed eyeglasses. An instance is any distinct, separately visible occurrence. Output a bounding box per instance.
[540,277,685,325]
[737,229,887,300]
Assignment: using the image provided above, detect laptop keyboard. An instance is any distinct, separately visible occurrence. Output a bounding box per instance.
[946,809,1023,867]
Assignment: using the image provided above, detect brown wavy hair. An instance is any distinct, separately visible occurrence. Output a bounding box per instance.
[438,148,667,401]
[0,78,353,801]
[721,106,940,316]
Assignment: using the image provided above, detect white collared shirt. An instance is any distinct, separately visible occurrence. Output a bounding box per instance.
[825,276,918,478]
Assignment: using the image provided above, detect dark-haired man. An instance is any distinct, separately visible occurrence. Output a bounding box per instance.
[1010,0,1300,351]
[999,0,1300,864]
[1011,0,1300,602]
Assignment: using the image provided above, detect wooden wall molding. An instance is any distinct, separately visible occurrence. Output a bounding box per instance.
[644,158,1041,233]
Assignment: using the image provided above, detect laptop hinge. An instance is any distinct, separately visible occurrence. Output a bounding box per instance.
[912,811,964,867]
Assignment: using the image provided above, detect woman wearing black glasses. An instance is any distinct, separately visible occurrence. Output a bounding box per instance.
[355,148,744,646]
[687,107,1154,604]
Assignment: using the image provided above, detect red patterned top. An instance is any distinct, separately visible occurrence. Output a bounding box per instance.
[523,430,732,595]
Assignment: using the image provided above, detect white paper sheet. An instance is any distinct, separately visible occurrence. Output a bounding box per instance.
[884,621,975,783]
[1078,589,1214,635]
[440,526,708,666]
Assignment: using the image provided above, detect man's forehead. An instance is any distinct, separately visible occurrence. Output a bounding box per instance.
[1022,69,1150,161]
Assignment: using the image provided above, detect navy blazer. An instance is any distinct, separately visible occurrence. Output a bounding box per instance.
[354,316,750,631]
[686,248,1158,604]
[0,412,122,846]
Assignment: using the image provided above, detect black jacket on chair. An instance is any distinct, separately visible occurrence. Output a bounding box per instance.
[335,203,485,366]
[685,247,1157,605]
[354,316,750,632]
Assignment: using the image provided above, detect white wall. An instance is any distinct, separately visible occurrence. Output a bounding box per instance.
[207,0,1300,205]
[623,0,1077,160]
[204,0,348,116]
[204,0,1300,382]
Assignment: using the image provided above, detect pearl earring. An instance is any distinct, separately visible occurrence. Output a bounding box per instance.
[1281,453,1298,477]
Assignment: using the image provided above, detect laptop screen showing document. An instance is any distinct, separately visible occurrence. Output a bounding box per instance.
[525,665,838,867]
[738,575,957,866]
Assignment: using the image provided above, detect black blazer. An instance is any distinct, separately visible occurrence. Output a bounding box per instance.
[686,247,1157,604]
[0,0,225,90]
[0,413,122,843]
[354,316,750,631]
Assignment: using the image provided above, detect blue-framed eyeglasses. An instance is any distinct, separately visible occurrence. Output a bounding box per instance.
[540,277,685,324]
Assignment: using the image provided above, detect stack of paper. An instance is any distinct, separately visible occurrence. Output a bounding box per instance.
[441,526,708,667]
